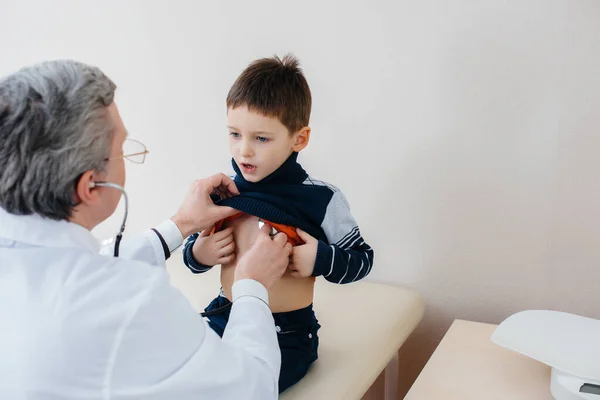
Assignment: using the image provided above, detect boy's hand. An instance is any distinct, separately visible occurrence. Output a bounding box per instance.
[288,229,318,278]
[192,227,236,266]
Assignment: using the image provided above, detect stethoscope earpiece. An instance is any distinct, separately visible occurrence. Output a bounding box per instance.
[90,181,128,257]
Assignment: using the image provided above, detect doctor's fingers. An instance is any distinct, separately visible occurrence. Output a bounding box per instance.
[271,232,291,250]
[206,174,239,197]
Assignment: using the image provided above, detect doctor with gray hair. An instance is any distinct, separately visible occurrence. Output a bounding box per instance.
[0,60,292,399]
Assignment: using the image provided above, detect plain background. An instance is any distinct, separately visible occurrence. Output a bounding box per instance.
[2,0,599,396]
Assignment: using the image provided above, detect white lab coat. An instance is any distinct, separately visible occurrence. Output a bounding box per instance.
[0,207,280,399]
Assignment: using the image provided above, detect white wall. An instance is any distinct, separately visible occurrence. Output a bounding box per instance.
[2,0,600,395]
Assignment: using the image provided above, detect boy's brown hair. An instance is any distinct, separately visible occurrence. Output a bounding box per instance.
[226,54,312,134]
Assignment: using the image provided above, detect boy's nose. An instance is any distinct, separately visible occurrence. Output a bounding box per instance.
[240,142,254,157]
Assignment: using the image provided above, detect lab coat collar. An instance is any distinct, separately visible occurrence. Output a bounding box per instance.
[0,207,100,252]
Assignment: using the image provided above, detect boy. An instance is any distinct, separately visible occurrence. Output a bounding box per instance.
[183,54,374,393]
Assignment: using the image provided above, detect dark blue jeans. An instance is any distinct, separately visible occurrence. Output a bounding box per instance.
[204,295,320,393]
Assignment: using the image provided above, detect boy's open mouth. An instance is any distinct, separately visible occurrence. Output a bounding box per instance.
[241,163,256,172]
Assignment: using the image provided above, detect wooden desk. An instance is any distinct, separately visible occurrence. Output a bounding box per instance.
[405,320,552,400]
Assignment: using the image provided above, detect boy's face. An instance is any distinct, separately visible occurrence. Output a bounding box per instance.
[227,105,309,182]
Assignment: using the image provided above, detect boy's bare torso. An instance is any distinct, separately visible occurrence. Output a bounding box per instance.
[219,214,315,313]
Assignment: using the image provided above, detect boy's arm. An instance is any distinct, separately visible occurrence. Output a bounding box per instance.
[311,190,375,284]
[182,233,215,273]
[182,192,224,274]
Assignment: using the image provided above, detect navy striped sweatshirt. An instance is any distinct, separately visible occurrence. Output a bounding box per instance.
[183,153,374,284]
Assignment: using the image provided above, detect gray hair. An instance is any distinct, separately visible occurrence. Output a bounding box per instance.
[0,60,117,220]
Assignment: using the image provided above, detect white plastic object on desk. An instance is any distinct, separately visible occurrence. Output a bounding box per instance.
[491,310,600,400]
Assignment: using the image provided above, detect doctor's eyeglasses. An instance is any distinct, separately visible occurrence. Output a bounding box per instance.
[104,138,149,164]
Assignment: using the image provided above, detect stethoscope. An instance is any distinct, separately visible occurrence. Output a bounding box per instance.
[89,181,128,257]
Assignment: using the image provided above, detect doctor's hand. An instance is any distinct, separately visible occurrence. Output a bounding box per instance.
[171,174,240,238]
[234,225,293,290]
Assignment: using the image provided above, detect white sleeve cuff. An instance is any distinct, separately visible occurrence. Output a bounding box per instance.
[154,219,184,253]
[232,279,269,306]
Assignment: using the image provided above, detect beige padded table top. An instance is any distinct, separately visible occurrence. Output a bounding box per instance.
[167,256,424,400]
[405,320,552,400]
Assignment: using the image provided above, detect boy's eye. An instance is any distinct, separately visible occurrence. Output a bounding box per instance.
[256,136,269,143]
[229,132,240,138]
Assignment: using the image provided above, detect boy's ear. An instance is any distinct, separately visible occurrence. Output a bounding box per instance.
[292,127,311,152]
